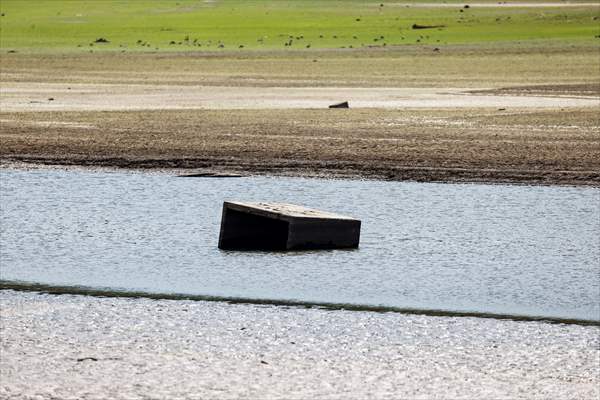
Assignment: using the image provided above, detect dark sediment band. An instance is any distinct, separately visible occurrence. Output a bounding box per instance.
[1,280,598,327]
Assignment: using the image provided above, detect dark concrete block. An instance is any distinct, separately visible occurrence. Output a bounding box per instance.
[218,201,361,250]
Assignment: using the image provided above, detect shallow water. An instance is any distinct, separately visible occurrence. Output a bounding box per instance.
[1,168,598,321]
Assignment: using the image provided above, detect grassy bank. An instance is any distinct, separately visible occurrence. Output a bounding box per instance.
[1,0,599,52]
[2,44,600,88]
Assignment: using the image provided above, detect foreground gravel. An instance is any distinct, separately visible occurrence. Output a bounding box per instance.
[1,290,598,399]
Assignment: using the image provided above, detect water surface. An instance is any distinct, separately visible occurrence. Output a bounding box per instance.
[1,168,598,321]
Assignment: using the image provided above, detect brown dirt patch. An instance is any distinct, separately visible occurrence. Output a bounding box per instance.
[1,108,598,186]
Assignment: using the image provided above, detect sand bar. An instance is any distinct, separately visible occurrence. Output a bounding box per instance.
[1,290,599,399]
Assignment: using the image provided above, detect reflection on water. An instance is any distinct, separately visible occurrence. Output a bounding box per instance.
[1,168,599,321]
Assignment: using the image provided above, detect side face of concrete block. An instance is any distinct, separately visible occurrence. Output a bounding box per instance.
[287,219,361,250]
[218,201,361,251]
[218,205,290,250]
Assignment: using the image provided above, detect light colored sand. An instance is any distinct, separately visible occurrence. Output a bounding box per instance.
[1,290,598,399]
[1,82,598,112]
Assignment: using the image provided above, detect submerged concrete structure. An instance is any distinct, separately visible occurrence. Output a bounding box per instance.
[218,201,361,250]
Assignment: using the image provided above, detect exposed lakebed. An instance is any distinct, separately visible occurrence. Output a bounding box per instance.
[1,168,598,322]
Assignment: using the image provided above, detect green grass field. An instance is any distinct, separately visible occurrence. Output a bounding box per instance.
[1,0,598,52]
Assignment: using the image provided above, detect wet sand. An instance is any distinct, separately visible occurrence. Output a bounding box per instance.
[1,290,598,399]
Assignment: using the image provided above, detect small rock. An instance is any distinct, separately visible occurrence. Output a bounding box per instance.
[77,357,98,362]
[329,101,349,109]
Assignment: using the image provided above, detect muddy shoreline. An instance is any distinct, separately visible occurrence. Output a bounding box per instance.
[2,105,598,186]
[3,155,599,186]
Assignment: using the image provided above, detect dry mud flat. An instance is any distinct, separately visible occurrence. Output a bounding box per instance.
[1,49,599,185]
[1,290,598,399]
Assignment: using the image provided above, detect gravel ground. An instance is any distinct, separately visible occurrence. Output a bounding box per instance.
[1,290,598,399]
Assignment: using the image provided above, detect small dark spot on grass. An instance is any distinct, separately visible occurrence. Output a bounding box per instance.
[94,37,109,43]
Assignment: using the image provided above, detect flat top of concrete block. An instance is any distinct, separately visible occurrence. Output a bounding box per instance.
[225,201,359,221]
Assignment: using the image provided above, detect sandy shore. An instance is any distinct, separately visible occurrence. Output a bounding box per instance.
[0,290,598,399]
